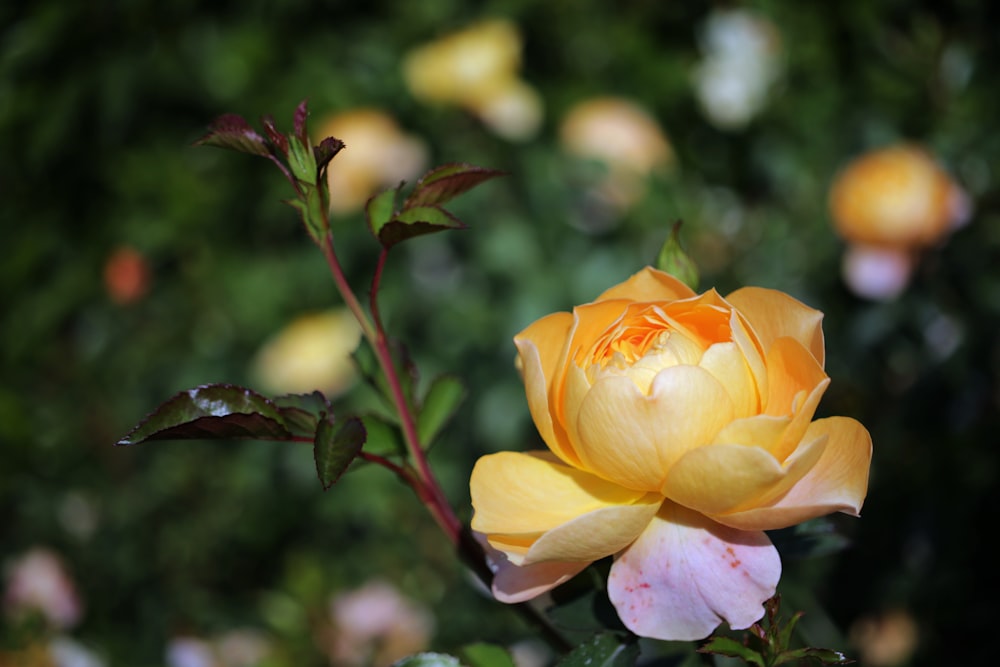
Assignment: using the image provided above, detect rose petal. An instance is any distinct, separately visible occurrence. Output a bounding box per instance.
[772,377,829,462]
[475,531,590,603]
[764,337,828,419]
[471,451,661,565]
[699,341,759,418]
[595,267,697,303]
[492,554,589,603]
[515,312,579,466]
[712,417,872,530]
[576,366,735,491]
[607,502,780,641]
[523,495,662,563]
[729,309,769,405]
[726,287,825,368]
[663,444,784,514]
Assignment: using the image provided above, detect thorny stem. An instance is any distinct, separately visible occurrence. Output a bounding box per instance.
[370,247,389,334]
[319,229,570,654]
[321,231,462,545]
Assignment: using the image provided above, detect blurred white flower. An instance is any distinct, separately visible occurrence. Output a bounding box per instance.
[3,548,83,630]
[166,631,270,667]
[250,309,362,397]
[315,109,428,215]
[403,19,543,140]
[326,579,434,667]
[58,492,100,541]
[692,9,783,130]
[167,637,215,667]
[49,637,105,667]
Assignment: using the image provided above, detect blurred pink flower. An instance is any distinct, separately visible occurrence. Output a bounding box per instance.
[325,580,434,667]
[3,548,83,630]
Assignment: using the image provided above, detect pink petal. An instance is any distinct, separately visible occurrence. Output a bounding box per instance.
[607,502,780,641]
[475,532,589,604]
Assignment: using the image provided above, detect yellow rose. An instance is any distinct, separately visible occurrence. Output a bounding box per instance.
[470,267,872,640]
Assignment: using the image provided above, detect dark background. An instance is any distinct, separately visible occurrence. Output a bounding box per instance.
[3,1,998,665]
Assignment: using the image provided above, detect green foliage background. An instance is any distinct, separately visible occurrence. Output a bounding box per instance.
[3,1,999,665]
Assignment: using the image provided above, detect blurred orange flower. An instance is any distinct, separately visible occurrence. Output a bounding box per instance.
[103,245,151,305]
[829,144,970,300]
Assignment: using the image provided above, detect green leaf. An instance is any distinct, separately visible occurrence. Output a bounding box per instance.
[392,653,462,667]
[314,416,366,490]
[359,413,406,457]
[287,134,317,186]
[351,338,419,411]
[404,163,506,208]
[116,384,296,445]
[556,632,639,667]
[377,206,465,249]
[417,375,466,447]
[365,186,400,239]
[774,647,854,665]
[457,643,516,667]
[698,636,767,667]
[194,114,272,157]
[655,221,699,291]
[272,392,332,438]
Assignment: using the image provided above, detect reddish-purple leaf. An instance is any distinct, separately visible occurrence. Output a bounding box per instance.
[293,99,310,145]
[117,384,296,445]
[403,163,506,208]
[314,136,346,176]
[195,114,271,157]
[260,114,289,156]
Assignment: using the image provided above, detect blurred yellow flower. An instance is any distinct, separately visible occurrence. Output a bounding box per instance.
[849,609,919,667]
[471,267,872,641]
[250,309,362,397]
[403,19,542,140]
[314,109,427,215]
[560,96,675,209]
[829,144,970,300]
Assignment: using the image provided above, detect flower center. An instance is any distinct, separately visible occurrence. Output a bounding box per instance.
[586,305,711,393]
